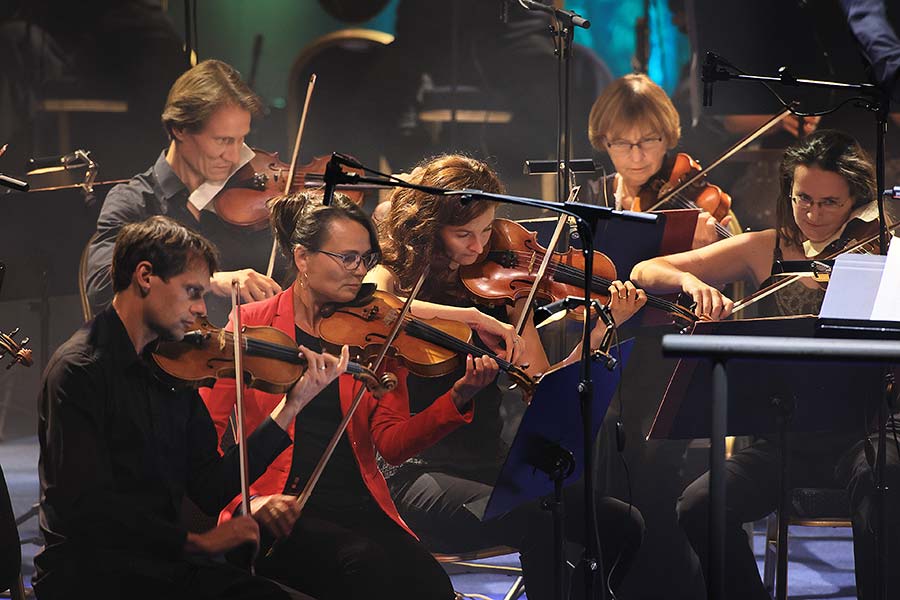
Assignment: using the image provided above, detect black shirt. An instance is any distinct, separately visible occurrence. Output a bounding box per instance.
[35,307,291,579]
[284,327,372,509]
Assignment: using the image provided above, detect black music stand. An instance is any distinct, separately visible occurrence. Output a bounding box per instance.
[464,339,633,600]
[653,317,900,600]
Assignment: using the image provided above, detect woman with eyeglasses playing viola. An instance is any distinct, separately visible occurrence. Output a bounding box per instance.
[586,73,737,250]
[631,129,900,600]
[200,191,501,600]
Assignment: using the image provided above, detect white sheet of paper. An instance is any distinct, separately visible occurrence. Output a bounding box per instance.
[870,236,900,320]
[187,144,256,212]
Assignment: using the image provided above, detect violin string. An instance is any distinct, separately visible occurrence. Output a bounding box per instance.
[488,249,693,318]
[401,317,516,372]
[222,331,371,375]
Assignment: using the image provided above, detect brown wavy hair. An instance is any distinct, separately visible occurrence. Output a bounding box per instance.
[379,155,504,302]
[268,191,380,278]
[775,129,876,247]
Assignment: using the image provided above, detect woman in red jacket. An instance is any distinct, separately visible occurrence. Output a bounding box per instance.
[200,191,499,600]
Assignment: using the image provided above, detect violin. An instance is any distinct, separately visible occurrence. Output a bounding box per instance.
[458,219,698,329]
[634,152,734,239]
[151,317,397,398]
[317,288,535,394]
[0,328,32,369]
[213,150,366,230]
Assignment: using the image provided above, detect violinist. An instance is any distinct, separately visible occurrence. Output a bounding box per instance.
[85,59,284,324]
[631,130,900,600]
[201,191,499,600]
[366,154,648,600]
[585,73,735,249]
[36,216,314,600]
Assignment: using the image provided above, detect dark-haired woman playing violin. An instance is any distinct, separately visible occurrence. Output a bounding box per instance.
[366,154,647,600]
[201,191,500,600]
[632,130,900,600]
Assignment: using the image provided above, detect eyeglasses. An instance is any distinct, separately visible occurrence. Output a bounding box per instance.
[791,196,849,212]
[317,249,380,271]
[605,136,664,155]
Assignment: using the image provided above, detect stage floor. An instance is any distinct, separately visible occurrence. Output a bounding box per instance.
[2,437,858,599]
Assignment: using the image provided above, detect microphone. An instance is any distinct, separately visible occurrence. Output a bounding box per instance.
[0,173,28,192]
[321,153,342,206]
[27,151,87,172]
[523,158,596,175]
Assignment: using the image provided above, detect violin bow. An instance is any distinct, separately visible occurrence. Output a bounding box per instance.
[645,107,793,212]
[229,280,255,574]
[730,217,900,316]
[512,184,581,335]
[265,74,317,279]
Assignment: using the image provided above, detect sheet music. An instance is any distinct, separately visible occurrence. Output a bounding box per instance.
[871,237,900,321]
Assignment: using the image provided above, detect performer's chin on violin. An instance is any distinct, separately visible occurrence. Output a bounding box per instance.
[586,73,735,249]
[366,154,648,600]
[630,130,900,600]
[631,129,882,321]
[85,60,285,323]
[200,191,499,600]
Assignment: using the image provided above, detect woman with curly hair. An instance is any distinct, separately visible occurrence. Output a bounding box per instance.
[366,153,648,600]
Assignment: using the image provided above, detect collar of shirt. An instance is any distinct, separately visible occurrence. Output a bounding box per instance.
[95,306,146,372]
[188,144,256,213]
[152,150,189,204]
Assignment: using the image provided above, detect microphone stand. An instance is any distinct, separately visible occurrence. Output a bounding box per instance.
[328,158,656,600]
[516,0,590,205]
[702,53,892,600]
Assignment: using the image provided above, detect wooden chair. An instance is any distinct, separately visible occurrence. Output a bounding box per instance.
[762,487,852,600]
[433,546,524,600]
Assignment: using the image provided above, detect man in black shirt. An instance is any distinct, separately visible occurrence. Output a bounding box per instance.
[36,216,339,599]
[85,59,284,324]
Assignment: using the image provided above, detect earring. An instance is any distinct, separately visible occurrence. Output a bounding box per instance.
[299,271,309,289]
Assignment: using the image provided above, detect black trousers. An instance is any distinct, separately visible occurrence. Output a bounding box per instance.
[388,469,645,600]
[256,502,454,600]
[677,432,900,600]
[33,554,309,600]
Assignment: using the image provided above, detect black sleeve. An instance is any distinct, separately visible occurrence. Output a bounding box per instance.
[39,357,188,558]
[85,183,149,314]
[184,395,291,516]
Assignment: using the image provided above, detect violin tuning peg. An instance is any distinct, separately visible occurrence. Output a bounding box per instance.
[10,328,19,337]
[20,337,29,346]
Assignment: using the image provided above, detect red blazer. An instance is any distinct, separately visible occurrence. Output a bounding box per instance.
[200,286,473,536]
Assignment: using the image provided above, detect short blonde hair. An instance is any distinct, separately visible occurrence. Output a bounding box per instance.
[588,74,681,151]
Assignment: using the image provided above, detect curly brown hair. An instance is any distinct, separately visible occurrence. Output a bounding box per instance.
[379,155,504,302]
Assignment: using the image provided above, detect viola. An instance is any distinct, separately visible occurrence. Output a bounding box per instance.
[151,317,397,398]
[458,219,698,329]
[634,152,734,239]
[317,288,535,394]
[213,150,365,230]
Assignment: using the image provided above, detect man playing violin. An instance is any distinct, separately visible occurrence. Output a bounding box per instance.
[366,153,648,600]
[586,73,737,250]
[201,191,500,600]
[85,59,283,324]
[631,130,900,600]
[36,216,320,600]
